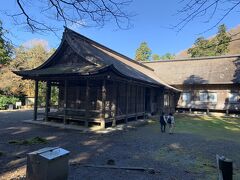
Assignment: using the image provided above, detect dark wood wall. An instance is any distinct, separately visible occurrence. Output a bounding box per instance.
[57,79,176,118]
[58,79,148,120]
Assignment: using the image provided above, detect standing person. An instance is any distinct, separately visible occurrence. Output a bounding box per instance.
[167,113,175,134]
[159,112,167,133]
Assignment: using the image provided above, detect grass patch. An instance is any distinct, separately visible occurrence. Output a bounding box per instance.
[153,144,217,178]
[154,144,240,179]
[175,114,240,144]
[150,114,240,179]
[8,136,48,145]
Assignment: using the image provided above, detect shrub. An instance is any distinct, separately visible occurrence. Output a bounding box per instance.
[0,95,20,109]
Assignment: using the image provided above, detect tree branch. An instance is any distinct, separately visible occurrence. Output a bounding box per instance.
[10,0,133,33]
[172,0,240,33]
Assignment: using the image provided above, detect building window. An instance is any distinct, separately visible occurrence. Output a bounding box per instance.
[164,94,169,106]
[199,92,208,102]
[199,92,217,103]
[182,92,191,103]
[208,93,217,103]
[229,93,239,103]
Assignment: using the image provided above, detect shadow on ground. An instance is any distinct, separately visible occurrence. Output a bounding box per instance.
[0,111,240,179]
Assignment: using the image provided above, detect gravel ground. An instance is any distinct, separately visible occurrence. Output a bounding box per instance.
[0,110,239,180]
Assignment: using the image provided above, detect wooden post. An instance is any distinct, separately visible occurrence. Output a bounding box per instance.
[57,84,61,110]
[85,80,89,128]
[63,80,68,124]
[168,90,171,113]
[189,108,192,114]
[135,85,138,121]
[101,79,106,129]
[76,85,80,108]
[33,80,39,121]
[112,82,118,127]
[125,83,129,123]
[45,81,51,121]
[143,87,146,120]
[226,109,229,115]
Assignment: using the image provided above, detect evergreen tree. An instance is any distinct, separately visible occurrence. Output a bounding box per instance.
[187,37,215,57]
[0,21,12,65]
[214,24,231,56]
[135,42,152,61]
[188,24,231,57]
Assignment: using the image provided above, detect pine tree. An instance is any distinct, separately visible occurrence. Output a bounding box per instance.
[188,24,231,57]
[214,24,231,56]
[187,37,215,57]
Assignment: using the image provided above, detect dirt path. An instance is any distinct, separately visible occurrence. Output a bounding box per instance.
[0,111,239,179]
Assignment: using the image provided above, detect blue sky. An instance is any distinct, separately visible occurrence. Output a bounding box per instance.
[1,1,240,59]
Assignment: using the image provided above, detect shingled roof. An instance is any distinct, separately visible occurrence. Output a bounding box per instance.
[14,28,179,91]
[143,55,240,85]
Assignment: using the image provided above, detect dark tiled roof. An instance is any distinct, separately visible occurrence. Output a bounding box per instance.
[143,55,240,85]
[15,28,179,91]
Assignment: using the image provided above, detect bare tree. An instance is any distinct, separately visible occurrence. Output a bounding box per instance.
[5,0,133,33]
[173,0,240,33]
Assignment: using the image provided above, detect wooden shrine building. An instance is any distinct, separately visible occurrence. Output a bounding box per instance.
[14,28,179,128]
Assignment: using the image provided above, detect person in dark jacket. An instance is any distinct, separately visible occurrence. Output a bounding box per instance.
[159,112,167,133]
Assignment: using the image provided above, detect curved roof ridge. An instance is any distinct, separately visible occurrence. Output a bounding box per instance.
[64,32,103,67]
[65,27,180,91]
[64,27,154,71]
[34,36,66,70]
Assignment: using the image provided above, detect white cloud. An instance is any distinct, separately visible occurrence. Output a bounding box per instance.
[22,39,50,51]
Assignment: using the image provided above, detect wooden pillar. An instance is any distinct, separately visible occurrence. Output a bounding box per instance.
[226,109,229,115]
[143,87,146,120]
[63,80,68,124]
[45,81,51,121]
[189,108,192,113]
[158,89,161,114]
[57,84,61,110]
[33,80,39,121]
[76,85,80,108]
[112,82,118,127]
[125,83,129,123]
[101,79,106,129]
[85,80,89,127]
[168,90,170,114]
[135,85,138,121]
